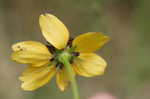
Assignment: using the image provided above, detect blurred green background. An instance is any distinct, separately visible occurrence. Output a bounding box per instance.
[0,0,150,99]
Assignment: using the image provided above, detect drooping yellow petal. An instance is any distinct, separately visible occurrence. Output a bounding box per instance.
[20,65,56,91]
[56,68,70,91]
[39,13,69,49]
[11,41,52,67]
[73,53,107,77]
[20,65,53,81]
[72,32,110,53]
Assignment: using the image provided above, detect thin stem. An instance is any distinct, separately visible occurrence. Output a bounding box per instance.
[63,60,80,99]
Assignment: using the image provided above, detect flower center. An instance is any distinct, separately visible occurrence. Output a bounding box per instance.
[46,40,79,69]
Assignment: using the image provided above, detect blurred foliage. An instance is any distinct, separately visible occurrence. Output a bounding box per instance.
[0,0,150,99]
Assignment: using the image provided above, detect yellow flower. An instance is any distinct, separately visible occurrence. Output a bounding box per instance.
[11,13,110,91]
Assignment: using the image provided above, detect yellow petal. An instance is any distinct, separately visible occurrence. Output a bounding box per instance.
[73,53,107,77]
[11,51,50,66]
[56,68,70,91]
[12,41,51,53]
[72,32,110,53]
[20,65,56,91]
[20,65,53,80]
[39,13,69,49]
[11,41,52,67]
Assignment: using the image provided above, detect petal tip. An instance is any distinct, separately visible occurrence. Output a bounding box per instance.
[21,86,35,91]
[59,87,66,92]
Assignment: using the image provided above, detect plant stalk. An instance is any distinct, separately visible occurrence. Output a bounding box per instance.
[62,59,80,99]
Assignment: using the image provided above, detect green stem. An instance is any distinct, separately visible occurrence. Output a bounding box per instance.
[63,60,80,99]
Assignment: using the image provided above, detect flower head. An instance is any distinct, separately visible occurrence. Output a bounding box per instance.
[11,13,110,91]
